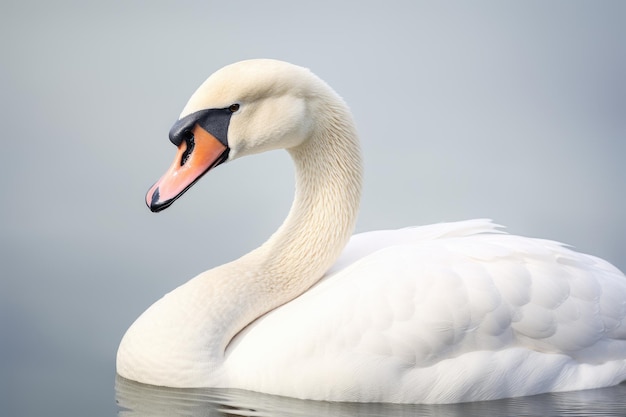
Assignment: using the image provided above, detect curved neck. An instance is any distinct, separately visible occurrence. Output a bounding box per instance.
[117,91,363,387]
[216,99,363,353]
[259,106,363,293]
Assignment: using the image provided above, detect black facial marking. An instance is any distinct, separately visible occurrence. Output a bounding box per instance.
[169,107,234,148]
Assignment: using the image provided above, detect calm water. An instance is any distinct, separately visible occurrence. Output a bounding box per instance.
[116,377,626,417]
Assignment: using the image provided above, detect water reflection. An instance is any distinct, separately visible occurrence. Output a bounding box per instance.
[116,376,626,417]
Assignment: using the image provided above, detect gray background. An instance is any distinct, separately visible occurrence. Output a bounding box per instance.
[1,1,625,416]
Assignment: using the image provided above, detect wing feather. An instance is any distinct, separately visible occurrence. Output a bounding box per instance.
[224,221,626,401]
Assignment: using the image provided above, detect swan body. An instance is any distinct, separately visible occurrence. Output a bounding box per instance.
[117,59,626,403]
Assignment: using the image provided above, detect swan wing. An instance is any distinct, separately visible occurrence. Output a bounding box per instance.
[223,220,626,403]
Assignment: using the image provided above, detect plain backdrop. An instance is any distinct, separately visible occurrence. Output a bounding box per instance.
[1,1,624,416]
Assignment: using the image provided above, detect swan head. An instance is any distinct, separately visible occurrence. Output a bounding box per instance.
[146,59,326,212]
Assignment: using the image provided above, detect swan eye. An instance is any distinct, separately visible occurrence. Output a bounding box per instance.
[228,103,240,113]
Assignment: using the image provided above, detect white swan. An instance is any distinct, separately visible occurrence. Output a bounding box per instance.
[117,59,626,404]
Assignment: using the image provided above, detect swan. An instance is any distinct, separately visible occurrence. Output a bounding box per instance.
[117,59,626,404]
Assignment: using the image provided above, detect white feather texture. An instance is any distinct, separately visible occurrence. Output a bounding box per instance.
[117,59,626,404]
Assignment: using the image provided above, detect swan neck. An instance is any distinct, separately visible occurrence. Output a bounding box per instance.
[116,87,364,386]
[265,104,362,286]
[222,100,363,350]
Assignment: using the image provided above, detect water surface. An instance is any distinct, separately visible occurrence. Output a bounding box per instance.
[116,377,626,417]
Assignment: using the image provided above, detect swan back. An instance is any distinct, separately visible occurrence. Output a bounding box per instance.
[224,220,626,403]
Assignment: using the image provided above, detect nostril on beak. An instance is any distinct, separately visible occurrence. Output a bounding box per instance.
[180,132,195,166]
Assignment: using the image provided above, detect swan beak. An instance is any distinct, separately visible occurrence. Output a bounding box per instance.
[146,125,229,212]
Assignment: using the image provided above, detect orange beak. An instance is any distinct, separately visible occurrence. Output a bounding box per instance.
[146,124,228,212]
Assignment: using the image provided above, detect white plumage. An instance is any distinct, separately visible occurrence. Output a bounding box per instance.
[117,59,626,403]
[225,220,626,402]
